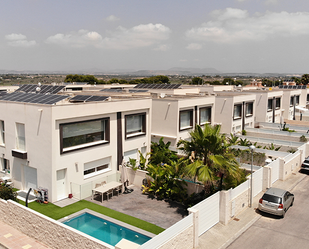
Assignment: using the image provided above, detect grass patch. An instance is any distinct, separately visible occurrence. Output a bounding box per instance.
[19,199,164,235]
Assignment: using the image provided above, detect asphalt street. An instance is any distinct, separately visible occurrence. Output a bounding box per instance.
[227,172,309,249]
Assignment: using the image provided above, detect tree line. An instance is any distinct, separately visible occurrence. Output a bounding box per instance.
[64,74,170,85]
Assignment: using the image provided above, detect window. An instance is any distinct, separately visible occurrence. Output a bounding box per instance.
[60,118,110,153]
[199,107,211,125]
[125,113,146,138]
[307,94,309,102]
[290,96,294,107]
[245,102,253,116]
[267,99,273,111]
[0,121,4,145]
[275,98,281,109]
[233,104,242,119]
[179,110,193,130]
[84,164,109,176]
[84,158,110,178]
[16,123,26,151]
[0,158,9,173]
[295,95,300,105]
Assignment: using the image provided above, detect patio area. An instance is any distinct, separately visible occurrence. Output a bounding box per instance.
[84,185,188,229]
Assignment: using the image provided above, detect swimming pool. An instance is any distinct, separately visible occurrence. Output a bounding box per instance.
[62,211,151,246]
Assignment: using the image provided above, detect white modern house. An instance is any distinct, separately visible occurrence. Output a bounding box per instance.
[0,88,152,202]
[214,91,256,134]
[151,94,215,149]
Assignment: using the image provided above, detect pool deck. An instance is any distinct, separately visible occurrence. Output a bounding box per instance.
[85,185,188,229]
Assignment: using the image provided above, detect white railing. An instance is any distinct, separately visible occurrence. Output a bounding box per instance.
[140,213,193,249]
[230,180,249,200]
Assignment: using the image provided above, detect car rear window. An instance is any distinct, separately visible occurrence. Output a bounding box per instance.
[262,194,282,204]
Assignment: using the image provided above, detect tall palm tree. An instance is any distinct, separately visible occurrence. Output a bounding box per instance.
[177,124,243,191]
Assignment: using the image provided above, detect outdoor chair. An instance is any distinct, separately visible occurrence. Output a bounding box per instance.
[113,185,122,196]
[93,183,102,200]
[105,188,113,201]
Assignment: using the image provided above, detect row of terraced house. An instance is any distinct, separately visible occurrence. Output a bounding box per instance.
[0,82,308,203]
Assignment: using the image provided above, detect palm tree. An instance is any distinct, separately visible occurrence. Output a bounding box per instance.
[177,124,243,191]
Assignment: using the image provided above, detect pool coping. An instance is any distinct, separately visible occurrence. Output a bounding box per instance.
[58,208,156,239]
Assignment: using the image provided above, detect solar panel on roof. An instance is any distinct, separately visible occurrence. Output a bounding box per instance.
[279,85,283,89]
[16,84,65,94]
[0,92,68,105]
[69,95,108,102]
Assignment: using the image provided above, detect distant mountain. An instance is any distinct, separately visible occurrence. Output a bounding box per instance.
[168,67,221,74]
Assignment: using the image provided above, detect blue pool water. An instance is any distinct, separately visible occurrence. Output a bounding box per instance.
[62,213,151,246]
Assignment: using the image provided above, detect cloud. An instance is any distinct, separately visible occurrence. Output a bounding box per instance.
[153,44,169,51]
[5,33,36,47]
[45,23,171,50]
[186,43,202,50]
[106,15,120,22]
[186,8,309,43]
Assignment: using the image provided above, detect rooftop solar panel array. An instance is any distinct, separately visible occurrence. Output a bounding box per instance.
[0,92,69,105]
[69,95,109,102]
[133,83,181,89]
[278,85,306,89]
[16,84,65,94]
[100,89,123,92]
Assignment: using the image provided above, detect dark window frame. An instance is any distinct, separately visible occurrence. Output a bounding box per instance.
[275,97,281,109]
[233,104,242,120]
[179,109,194,131]
[245,102,253,117]
[60,117,110,154]
[199,106,212,125]
[267,99,273,112]
[125,112,146,139]
[295,95,300,105]
[290,96,294,107]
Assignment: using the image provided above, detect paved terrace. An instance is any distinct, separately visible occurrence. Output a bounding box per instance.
[85,185,188,229]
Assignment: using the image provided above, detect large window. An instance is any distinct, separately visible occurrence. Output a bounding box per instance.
[245,102,253,116]
[125,113,146,138]
[276,98,281,109]
[267,99,273,111]
[199,107,211,125]
[16,123,26,151]
[60,118,110,153]
[179,110,193,130]
[0,121,4,145]
[233,104,242,119]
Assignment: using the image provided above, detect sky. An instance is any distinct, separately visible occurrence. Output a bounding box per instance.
[1,0,309,74]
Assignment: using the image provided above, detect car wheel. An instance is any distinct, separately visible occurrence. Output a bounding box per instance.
[291,198,294,207]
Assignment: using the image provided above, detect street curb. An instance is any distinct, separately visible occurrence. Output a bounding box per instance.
[219,214,261,249]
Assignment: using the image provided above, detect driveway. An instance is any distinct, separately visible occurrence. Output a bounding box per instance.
[85,185,187,229]
[227,173,309,249]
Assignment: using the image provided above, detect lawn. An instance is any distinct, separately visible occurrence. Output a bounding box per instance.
[19,199,164,235]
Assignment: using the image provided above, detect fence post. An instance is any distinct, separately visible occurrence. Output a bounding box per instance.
[278,157,285,180]
[188,208,199,248]
[219,190,230,225]
[263,166,271,191]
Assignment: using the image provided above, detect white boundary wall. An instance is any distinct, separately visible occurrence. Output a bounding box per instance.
[140,213,193,249]
[191,191,220,236]
[253,167,263,197]
[269,159,280,184]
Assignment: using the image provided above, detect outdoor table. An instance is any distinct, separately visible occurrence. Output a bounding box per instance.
[92,181,122,202]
